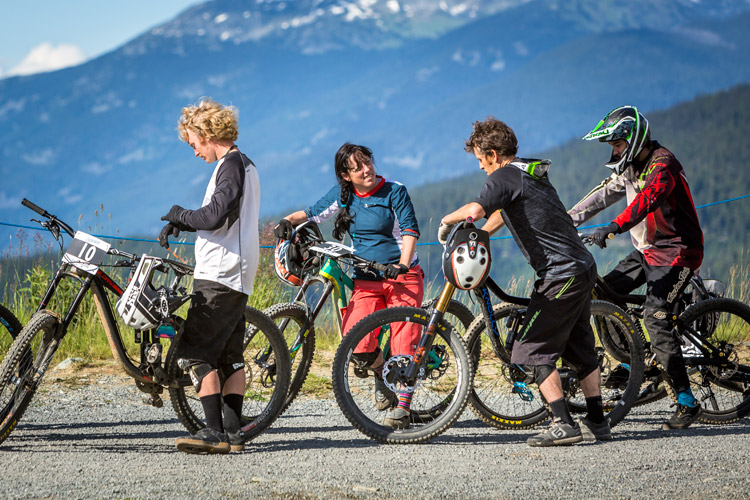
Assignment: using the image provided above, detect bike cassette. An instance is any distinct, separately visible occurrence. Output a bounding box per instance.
[381,355,422,394]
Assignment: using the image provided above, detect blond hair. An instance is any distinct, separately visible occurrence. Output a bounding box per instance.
[178,98,239,143]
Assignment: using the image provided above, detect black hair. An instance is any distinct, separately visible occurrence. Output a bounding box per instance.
[332,143,374,241]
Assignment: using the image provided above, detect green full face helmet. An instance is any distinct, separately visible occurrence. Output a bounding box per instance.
[582,106,650,175]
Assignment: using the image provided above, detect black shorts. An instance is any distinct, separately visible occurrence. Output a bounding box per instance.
[510,265,597,370]
[178,279,247,370]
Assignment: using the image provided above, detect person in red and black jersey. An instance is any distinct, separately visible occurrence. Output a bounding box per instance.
[569,106,704,430]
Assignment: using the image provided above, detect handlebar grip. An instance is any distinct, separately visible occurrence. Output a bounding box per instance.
[371,262,388,272]
[22,198,48,217]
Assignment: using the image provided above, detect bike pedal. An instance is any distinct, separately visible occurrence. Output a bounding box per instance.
[142,395,164,408]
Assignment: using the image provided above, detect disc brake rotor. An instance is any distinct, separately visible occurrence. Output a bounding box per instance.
[381,355,422,394]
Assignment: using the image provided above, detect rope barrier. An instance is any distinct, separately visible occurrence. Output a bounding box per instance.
[1,193,748,248]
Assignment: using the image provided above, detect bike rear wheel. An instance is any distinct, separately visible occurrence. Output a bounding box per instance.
[332,307,472,443]
[567,300,645,426]
[0,310,60,446]
[676,298,750,424]
[263,302,315,415]
[166,307,291,440]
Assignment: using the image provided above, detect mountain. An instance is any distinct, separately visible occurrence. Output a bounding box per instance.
[408,83,750,284]
[1,0,750,245]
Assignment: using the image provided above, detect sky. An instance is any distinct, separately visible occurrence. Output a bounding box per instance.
[0,0,201,79]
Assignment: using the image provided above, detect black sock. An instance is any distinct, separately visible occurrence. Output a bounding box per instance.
[548,397,574,426]
[200,393,224,433]
[585,396,605,424]
[223,393,244,422]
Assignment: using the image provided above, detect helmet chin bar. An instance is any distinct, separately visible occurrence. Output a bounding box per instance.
[605,150,630,176]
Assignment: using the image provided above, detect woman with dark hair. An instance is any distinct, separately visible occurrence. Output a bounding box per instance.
[275,143,423,429]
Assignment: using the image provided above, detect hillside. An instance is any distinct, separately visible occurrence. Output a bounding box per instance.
[2,0,750,244]
[408,83,750,284]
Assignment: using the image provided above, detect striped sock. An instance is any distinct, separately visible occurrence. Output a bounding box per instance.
[397,392,412,411]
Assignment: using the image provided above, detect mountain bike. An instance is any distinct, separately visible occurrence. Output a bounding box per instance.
[265,221,474,415]
[330,221,480,444]
[0,199,290,447]
[580,234,750,424]
[462,273,645,430]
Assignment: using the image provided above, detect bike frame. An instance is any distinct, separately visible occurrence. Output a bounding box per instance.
[37,257,187,390]
[19,199,192,396]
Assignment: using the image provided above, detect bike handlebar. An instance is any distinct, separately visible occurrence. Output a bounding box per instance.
[579,232,615,246]
[22,198,48,217]
[22,198,76,237]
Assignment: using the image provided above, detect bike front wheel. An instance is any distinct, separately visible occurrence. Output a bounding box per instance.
[332,307,472,444]
[0,310,60,446]
[677,298,750,424]
[166,306,291,440]
[1,304,23,356]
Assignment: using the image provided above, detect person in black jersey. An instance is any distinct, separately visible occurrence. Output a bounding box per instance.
[439,117,609,446]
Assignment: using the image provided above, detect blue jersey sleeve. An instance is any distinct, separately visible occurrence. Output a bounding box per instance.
[389,182,420,238]
[304,184,342,223]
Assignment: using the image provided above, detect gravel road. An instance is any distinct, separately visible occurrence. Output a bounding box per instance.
[1,369,748,500]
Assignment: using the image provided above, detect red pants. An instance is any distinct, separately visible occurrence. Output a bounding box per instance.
[342,265,424,356]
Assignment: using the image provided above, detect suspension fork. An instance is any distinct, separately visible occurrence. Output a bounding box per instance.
[402,281,456,382]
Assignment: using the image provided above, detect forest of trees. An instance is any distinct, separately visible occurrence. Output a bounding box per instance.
[409,83,750,285]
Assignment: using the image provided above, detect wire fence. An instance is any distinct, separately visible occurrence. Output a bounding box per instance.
[1,194,748,249]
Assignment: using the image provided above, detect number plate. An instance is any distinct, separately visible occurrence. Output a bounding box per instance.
[63,232,111,275]
[310,241,356,258]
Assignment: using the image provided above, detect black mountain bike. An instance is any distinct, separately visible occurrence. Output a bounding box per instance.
[264,222,474,415]
[0,199,290,447]
[580,235,750,424]
[463,275,645,430]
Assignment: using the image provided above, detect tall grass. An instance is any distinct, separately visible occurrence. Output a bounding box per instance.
[2,219,750,363]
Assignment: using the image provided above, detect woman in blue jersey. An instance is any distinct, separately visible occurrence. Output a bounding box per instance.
[274,143,423,429]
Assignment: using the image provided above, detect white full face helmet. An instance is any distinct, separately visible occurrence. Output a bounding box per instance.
[442,223,491,290]
[115,256,164,331]
[582,106,650,175]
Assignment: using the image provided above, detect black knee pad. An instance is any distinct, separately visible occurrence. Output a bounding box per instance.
[219,361,245,382]
[530,364,557,387]
[351,347,382,369]
[177,358,215,393]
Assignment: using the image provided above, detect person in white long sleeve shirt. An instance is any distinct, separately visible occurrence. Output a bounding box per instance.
[159,98,260,454]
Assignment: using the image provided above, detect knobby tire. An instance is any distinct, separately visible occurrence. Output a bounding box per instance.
[0,310,60,446]
[166,306,291,440]
[331,306,472,444]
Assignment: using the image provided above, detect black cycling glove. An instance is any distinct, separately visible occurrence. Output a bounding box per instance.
[592,222,620,248]
[159,223,180,249]
[274,219,294,240]
[384,263,409,279]
[161,205,187,226]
